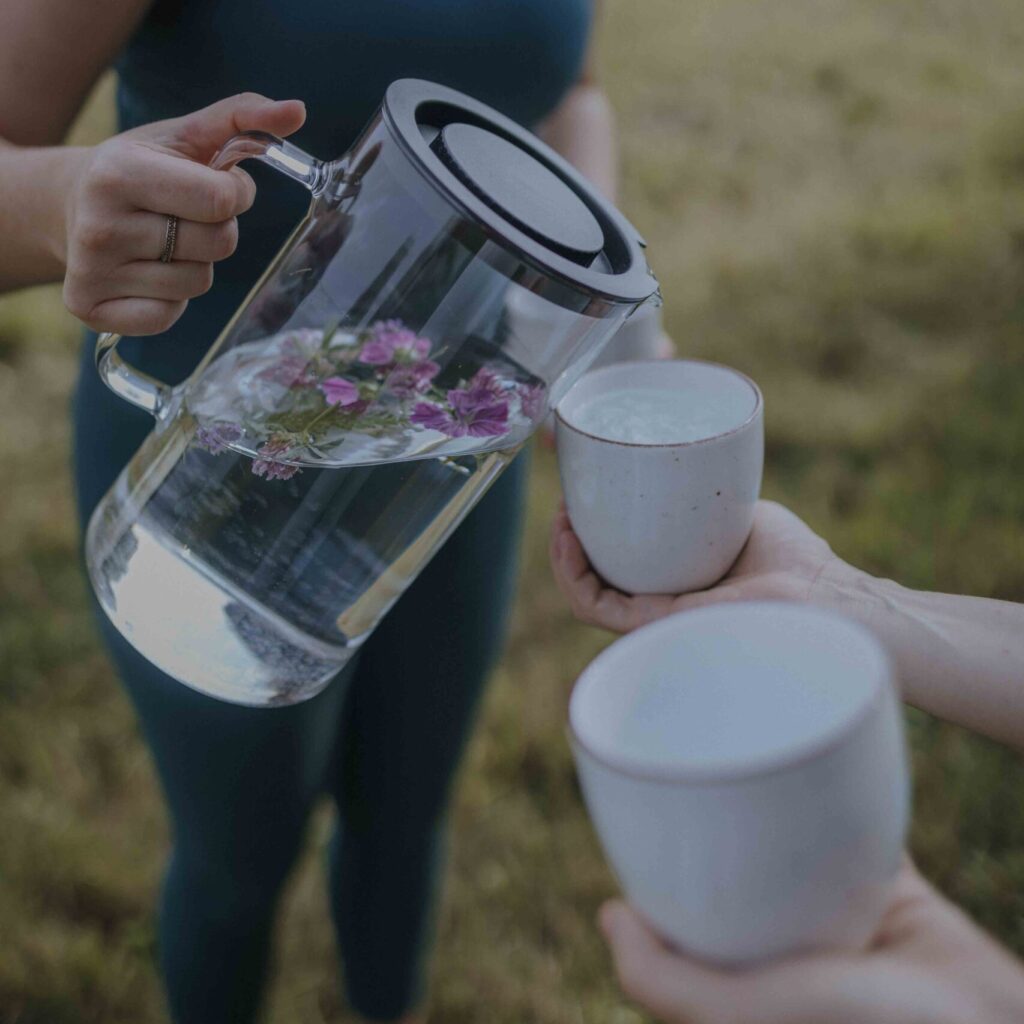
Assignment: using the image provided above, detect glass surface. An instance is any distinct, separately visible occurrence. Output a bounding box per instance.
[88,398,519,705]
[183,120,628,471]
[86,110,646,706]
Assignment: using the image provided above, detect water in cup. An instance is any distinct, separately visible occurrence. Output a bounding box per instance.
[570,385,746,445]
[604,616,881,769]
[556,360,764,594]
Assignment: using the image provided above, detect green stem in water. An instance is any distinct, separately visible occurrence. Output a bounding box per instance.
[320,317,343,351]
[301,381,383,442]
[302,402,339,440]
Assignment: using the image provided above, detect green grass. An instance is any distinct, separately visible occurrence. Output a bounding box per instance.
[2,1,1024,1019]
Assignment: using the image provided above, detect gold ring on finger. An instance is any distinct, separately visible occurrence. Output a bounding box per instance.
[159,215,179,263]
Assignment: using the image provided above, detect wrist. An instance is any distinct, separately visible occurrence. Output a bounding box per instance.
[810,559,923,696]
[809,555,892,625]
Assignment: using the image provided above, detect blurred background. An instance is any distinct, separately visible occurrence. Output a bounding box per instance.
[2,0,1024,1020]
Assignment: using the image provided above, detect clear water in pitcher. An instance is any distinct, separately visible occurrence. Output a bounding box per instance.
[87,323,541,705]
[88,425,533,707]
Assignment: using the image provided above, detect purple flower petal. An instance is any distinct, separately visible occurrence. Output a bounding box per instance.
[406,337,432,359]
[359,319,433,366]
[370,318,405,338]
[411,390,510,440]
[385,360,441,398]
[466,402,509,437]
[358,338,398,366]
[469,408,509,437]
[257,436,292,458]
[410,401,464,437]
[257,332,325,387]
[449,390,510,437]
[343,398,372,417]
[252,458,300,481]
[195,422,242,455]
[251,435,301,480]
[450,387,502,416]
[456,369,515,419]
[321,376,361,407]
[467,367,506,398]
[257,354,315,388]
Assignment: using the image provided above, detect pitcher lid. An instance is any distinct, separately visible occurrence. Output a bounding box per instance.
[382,79,657,305]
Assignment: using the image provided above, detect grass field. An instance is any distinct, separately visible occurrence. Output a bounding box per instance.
[2,1,1024,1020]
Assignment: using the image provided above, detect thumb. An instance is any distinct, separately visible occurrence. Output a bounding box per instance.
[155,93,307,163]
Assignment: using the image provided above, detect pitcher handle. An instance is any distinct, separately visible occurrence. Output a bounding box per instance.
[94,131,328,417]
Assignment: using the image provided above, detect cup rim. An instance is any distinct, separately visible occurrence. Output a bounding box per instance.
[568,602,895,785]
[554,357,763,450]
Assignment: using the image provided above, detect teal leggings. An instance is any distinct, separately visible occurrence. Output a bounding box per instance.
[74,350,526,1021]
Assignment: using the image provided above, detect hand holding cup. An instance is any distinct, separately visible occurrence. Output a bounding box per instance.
[570,601,910,966]
[555,359,764,597]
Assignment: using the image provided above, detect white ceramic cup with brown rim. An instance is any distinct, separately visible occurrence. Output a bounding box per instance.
[570,602,910,965]
[555,359,764,595]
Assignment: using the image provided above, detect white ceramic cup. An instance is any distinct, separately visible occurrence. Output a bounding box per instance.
[556,359,763,595]
[570,602,909,966]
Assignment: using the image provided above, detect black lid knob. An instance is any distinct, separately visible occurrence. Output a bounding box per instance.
[432,123,605,265]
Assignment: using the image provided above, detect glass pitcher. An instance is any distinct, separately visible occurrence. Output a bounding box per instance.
[85,79,659,707]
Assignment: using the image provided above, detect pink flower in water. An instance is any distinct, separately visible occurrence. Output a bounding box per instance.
[517,382,546,420]
[384,359,441,398]
[258,354,315,389]
[321,376,361,407]
[359,319,432,366]
[466,366,506,399]
[450,388,509,435]
[195,422,243,455]
[252,436,301,480]
[253,459,300,481]
[409,401,454,434]
[410,388,509,439]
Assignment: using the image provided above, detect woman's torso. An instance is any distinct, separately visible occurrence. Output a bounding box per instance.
[112,0,592,383]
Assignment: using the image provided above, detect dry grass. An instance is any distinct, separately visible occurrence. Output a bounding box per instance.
[2,1,1024,1020]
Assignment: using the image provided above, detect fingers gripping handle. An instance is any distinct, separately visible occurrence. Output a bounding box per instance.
[94,131,326,417]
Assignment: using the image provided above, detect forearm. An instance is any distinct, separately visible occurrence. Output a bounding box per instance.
[0,139,82,291]
[538,83,618,200]
[817,561,1024,748]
